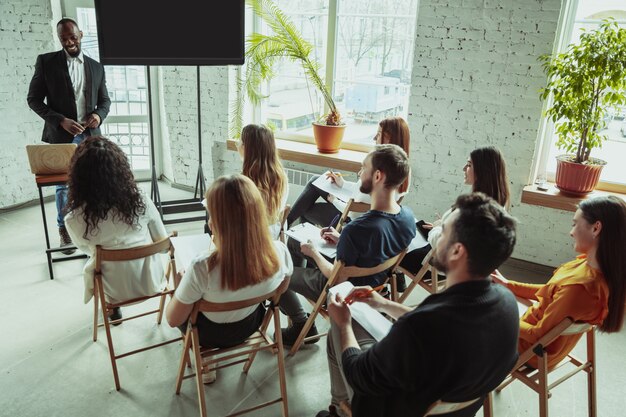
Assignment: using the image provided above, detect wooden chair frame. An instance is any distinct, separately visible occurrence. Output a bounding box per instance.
[495,317,596,417]
[394,248,444,304]
[279,204,291,244]
[335,198,370,233]
[288,249,407,356]
[93,233,182,391]
[425,393,493,416]
[175,278,291,417]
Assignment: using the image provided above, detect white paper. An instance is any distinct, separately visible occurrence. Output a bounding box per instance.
[312,173,359,203]
[407,230,429,251]
[328,281,393,342]
[285,222,337,258]
[170,234,213,271]
[516,297,534,318]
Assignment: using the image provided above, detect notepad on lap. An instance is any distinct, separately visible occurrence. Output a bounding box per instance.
[170,234,212,271]
[329,281,393,341]
[285,222,337,258]
[312,173,359,204]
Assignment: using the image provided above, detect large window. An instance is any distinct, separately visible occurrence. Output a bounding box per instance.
[254,0,419,147]
[536,0,626,190]
[76,8,153,177]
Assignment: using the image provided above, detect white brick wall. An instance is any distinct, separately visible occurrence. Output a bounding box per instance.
[0,0,56,207]
[403,0,574,267]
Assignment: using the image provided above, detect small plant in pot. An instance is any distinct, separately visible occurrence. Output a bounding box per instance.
[232,0,345,153]
[539,20,626,196]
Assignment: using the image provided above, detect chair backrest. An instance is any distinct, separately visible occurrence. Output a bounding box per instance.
[336,198,371,232]
[192,277,291,317]
[425,397,482,416]
[279,204,291,243]
[96,235,172,265]
[332,249,408,284]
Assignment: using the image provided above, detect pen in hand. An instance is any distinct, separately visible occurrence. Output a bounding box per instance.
[343,284,386,305]
[323,213,341,235]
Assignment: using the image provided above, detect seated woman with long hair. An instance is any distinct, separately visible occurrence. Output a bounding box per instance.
[64,136,168,320]
[493,196,626,369]
[399,146,510,281]
[286,116,411,228]
[239,124,288,239]
[166,174,293,383]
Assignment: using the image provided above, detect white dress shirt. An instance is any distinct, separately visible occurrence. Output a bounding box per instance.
[65,50,87,124]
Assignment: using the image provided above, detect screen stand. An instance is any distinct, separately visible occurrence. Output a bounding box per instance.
[149,66,208,227]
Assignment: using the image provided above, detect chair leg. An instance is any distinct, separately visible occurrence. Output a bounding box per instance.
[175,331,192,395]
[191,330,208,417]
[483,392,493,417]
[273,307,289,417]
[244,310,273,373]
[157,292,167,324]
[289,290,326,356]
[99,290,121,391]
[538,352,549,417]
[587,330,597,417]
[93,280,99,342]
[390,274,398,302]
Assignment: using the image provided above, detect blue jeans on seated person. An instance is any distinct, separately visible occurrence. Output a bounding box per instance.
[55,133,85,228]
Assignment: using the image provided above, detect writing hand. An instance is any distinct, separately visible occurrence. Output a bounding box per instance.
[60,118,85,136]
[325,171,344,188]
[320,227,340,244]
[344,286,387,310]
[84,113,101,128]
[422,222,434,230]
[328,293,352,327]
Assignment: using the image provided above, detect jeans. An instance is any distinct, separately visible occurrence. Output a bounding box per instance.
[56,133,85,228]
[287,176,341,228]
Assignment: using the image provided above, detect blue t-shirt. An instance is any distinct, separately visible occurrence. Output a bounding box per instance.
[336,206,416,286]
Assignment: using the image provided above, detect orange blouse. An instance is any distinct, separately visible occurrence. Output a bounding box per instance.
[506,255,608,369]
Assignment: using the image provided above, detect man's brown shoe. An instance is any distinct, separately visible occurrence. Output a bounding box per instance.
[59,227,76,255]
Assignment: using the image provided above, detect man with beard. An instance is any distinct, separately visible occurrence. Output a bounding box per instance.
[279,144,416,346]
[27,18,110,253]
[316,193,520,417]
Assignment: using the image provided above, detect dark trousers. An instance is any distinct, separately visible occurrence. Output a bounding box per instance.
[287,176,341,228]
[179,303,266,348]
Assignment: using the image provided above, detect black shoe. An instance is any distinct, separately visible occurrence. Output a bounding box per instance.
[59,227,76,255]
[395,272,407,293]
[281,315,320,346]
[316,405,339,417]
[108,307,122,326]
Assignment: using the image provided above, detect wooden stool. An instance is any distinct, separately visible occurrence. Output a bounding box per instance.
[35,173,86,279]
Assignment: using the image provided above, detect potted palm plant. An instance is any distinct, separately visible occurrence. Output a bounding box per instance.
[231,0,345,153]
[539,20,626,196]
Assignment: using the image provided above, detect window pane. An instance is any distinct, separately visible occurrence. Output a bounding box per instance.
[546,1,626,185]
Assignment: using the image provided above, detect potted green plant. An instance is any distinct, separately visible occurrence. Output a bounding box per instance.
[539,20,626,196]
[231,0,345,153]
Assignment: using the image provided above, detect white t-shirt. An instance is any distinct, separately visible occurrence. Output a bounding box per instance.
[268,182,290,240]
[65,194,168,304]
[174,240,293,323]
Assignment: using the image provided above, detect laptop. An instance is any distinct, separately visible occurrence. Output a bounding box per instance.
[26,143,77,175]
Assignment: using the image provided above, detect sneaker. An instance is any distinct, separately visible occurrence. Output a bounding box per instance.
[108,307,122,326]
[281,315,320,346]
[315,405,340,417]
[201,358,217,385]
[59,227,76,255]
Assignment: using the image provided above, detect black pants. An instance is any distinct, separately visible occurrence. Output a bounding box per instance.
[287,176,341,228]
[179,303,266,348]
[399,243,432,278]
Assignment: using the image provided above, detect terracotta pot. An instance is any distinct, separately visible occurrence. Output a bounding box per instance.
[312,123,346,154]
[554,155,606,196]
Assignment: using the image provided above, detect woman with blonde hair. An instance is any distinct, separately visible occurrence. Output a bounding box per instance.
[287,116,411,228]
[167,174,293,383]
[239,124,289,239]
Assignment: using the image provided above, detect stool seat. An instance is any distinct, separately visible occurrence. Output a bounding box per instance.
[36,173,69,186]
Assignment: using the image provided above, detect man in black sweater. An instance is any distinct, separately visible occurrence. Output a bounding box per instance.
[319,193,520,417]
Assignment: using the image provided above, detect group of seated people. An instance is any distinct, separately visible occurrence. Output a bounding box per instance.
[62,117,626,416]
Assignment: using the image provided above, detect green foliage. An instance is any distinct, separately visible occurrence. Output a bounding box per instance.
[539,20,626,164]
[230,0,341,138]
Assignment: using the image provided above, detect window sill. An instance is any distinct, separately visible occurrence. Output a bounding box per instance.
[226,138,366,172]
[521,183,626,212]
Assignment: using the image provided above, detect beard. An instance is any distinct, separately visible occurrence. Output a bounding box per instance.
[65,45,81,57]
[430,246,448,274]
[359,177,373,194]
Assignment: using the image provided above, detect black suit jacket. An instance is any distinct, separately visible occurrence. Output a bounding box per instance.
[27,50,111,143]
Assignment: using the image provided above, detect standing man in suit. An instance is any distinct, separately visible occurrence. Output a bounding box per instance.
[27,18,111,253]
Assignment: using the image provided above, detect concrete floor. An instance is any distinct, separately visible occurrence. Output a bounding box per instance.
[1,182,624,417]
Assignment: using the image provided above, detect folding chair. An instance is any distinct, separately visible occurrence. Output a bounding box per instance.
[93,233,182,391]
[495,317,596,417]
[175,277,291,417]
[425,393,493,416]
[335,198,370,233]
[279,204,291,243]
[289,249,407,356]
[394,248,444,303]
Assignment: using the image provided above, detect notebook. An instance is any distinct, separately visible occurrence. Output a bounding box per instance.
[26,143,77,175]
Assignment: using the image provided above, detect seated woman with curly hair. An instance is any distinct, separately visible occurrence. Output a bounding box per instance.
[64,136,168,321]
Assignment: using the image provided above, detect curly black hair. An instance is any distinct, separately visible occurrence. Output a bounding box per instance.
[66,136,146,238]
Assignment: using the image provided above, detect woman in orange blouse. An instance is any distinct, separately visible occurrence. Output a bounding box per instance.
[493,195,626,369]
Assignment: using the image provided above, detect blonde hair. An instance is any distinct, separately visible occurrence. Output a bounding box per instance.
[241,124,287,223]
[206,175,280,291]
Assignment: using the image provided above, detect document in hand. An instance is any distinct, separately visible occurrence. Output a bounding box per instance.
[312,173,359,203]
[170,234,213,271]
[328,281,393,342]
[285,222,337,258]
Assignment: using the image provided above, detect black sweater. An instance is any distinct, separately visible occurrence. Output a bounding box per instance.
[342,280,519,417]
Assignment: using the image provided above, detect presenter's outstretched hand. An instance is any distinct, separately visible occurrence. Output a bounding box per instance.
[60,117,85,136]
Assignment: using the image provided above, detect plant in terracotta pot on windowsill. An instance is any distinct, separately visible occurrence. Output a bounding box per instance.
[539,20,626,196]
[231,0,345,154]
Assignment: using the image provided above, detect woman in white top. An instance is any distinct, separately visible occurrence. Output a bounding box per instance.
[167,175,293,382]
[287,116,411,228]
[239,124,289,240]
[64,136,168,321]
